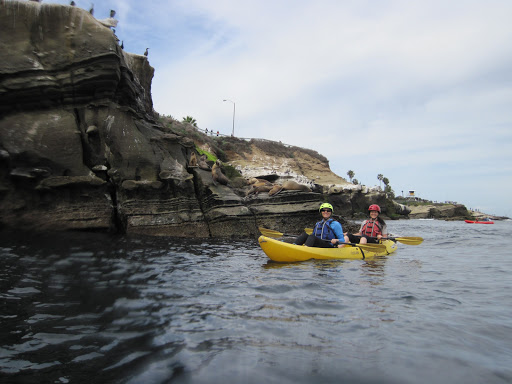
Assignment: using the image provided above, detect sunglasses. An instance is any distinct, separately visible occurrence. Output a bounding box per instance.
[320,209,332,212]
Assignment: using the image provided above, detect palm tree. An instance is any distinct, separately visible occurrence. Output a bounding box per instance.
[382,177,394,198]
[377,174,383,188]
[347,170,355,183]
[182,116,197,127]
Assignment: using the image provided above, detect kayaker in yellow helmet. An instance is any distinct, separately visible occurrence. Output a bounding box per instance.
[294,203,346,248]
[345,204,388,244]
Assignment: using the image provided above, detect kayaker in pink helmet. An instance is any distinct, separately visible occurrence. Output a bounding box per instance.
[345,204,388,244]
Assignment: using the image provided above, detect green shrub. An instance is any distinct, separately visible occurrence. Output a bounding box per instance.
[213,136,253,154]
[217,149,227,162]
[196,146,217,162]
[222,164,242,180]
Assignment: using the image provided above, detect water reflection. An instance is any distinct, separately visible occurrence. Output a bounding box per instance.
[262,259,348,270]
[360,257,387,285]
[262,255,389,279]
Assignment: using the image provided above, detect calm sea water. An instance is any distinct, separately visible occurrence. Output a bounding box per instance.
[1,220,511,384]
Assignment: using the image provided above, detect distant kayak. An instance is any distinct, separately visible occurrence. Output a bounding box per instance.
[258,235,397,262]
[465,220,494,224]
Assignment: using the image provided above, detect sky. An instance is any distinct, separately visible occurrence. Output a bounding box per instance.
[47,0,512,217]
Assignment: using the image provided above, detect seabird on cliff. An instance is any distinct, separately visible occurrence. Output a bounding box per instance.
[70,1,76,6]
[89,4,94,15]
[120,41,124,49]
[144,48,149,56]
[110,9,116,18]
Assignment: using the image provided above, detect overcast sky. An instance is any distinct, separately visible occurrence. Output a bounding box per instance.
[49,0,512,217]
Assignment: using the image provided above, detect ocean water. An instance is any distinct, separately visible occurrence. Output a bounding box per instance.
[1,220,511,383]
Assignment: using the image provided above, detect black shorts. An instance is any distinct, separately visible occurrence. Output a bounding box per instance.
[294,232,334,248]
[362,235,380,244]
[347,234,380,244]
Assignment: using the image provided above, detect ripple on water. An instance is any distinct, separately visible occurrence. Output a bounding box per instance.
[1,225,512,383]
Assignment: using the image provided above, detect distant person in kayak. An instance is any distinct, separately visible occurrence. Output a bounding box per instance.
[345,204,388,244]
[293,203,346,248]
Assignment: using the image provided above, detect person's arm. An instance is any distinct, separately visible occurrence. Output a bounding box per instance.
[331,221,345,244]
[356,221,366,235]
[380,224,388,238]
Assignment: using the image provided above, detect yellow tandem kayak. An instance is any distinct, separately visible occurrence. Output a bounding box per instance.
[258,235,398,262]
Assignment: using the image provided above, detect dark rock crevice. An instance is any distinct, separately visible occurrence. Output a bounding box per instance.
[190,168,213,238]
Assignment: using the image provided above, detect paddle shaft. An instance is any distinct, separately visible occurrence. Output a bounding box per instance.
[337,241,386,252]
[300,237,385,252]
[351,234,423,245]
[258,227,301,238]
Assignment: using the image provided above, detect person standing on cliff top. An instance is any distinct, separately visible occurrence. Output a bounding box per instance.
[294,203,346,248]
[345,204,388,244]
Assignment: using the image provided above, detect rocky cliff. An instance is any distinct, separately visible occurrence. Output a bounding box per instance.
[407,204,470,220]
[0,1,408,238]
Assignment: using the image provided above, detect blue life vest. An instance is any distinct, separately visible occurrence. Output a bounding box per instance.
[313,218,336,241]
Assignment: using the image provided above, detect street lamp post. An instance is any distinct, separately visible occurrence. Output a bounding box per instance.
[223,99,235,136]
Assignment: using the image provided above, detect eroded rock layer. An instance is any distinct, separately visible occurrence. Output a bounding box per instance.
[0,1,411,237]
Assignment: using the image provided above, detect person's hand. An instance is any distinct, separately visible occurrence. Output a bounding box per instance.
[331,239,338,244]
[377,234,382,240]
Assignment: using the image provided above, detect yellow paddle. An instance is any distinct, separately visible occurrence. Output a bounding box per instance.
[348,234,424,246]
[304,227,423,246]
[385,236,423,245]
[258,227,303,238]
[258,227,387,253]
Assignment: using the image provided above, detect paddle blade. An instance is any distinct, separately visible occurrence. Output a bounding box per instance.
[393,237,423,245]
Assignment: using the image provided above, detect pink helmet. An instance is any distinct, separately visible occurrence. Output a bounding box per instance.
[368,204,381,213]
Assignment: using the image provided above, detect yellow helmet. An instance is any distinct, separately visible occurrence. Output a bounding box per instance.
[319,203,333,212]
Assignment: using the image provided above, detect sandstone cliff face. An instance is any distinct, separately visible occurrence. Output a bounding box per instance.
[407,204,471,220]
[0,1,194,233]
[0,1,398,237]
[0,1,322,237]
[224,142,349,188]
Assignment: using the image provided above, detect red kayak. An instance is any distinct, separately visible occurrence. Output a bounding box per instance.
[465,220,494,224]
